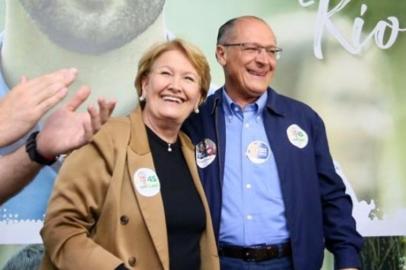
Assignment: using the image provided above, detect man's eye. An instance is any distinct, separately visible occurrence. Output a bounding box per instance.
[244,46,258,52]
[266,48,277,54]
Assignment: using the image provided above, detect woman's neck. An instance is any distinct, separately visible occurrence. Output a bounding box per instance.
[142,112,180,144]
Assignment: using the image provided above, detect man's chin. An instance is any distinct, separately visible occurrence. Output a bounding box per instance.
[247,86,268,96]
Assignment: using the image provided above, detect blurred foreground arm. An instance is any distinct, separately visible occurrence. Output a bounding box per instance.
[0,69,77,147]
[0,86,116,204]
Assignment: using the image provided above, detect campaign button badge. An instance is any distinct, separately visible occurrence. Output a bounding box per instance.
[246,140,270,164]
[133,168,160,197]
[287,124,308,149]
[196,138,217,168]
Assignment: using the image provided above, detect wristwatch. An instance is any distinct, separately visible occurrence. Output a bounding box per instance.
[25,131,56,165]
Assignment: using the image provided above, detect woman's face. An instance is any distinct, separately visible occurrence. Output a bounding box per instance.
[141,49,201,126]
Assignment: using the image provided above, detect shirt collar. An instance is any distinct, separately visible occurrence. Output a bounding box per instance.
[222,87,268,117]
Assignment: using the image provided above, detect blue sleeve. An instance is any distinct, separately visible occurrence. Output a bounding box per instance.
[313,113,363,269]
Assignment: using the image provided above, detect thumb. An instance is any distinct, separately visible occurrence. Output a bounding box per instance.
[66,86,91,111]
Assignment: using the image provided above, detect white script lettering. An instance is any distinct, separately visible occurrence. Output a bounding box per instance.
[299,0,406,59]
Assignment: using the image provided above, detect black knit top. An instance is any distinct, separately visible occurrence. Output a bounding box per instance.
[146,127,206,270]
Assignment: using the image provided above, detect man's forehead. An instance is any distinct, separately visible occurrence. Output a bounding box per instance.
[232,19,276,43]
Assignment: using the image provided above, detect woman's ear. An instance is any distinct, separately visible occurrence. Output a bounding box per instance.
[141,75,149,92]
[140,75,149,100]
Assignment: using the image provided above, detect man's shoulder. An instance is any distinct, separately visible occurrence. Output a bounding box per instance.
[201,88,222,109]
[268,88,319,119]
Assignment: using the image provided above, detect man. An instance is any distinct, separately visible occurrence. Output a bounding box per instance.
[0,69,116,204]
[184,16,363,270]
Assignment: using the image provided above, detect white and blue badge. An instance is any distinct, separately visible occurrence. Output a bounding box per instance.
[286,124,308,149]
[133,168,160,197]
[246,140,270,164]
[196,138,217,168]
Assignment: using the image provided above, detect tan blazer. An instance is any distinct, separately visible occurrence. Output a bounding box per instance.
[40,108,219,270]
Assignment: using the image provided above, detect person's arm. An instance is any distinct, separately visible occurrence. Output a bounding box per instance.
[0,68,77,147]
[312,112,363,269]
[0,87,115,204]
[0,146,42,204]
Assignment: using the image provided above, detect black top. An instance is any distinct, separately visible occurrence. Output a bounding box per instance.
[146,127,206,270]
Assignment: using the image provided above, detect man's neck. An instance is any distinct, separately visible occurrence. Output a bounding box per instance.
[223,85,262,108]
[1,1,166,116]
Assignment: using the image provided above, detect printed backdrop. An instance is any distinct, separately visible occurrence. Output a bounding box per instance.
[0,0,405,269]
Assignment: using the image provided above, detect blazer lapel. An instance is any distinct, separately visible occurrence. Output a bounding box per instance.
[126,108,169,270]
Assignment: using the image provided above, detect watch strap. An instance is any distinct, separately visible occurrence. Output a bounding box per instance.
[25,131,56,165]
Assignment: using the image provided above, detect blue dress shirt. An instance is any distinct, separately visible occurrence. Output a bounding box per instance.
[219,89,290,246]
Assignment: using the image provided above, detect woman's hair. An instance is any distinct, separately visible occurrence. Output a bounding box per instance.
[134,38,211,104]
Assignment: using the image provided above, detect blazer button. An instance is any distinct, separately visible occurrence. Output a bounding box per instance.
[128,256,136,267]
[120,215,129,225]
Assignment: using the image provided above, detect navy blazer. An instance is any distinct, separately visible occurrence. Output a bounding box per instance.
[183,87,363,270]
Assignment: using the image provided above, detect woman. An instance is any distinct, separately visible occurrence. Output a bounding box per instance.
[40,39,219,270]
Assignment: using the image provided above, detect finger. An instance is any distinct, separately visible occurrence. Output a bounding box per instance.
[61,68,78,86]
[36,87,69,114]
[66,86,91,112]
[27,68,77,99]
[82,116,94,143]
[26,68,76,90]
[88,105,101,133]
[34,81,69,106]
[24,72,74,105]
[97,98,110,124]
[107,100,117,117]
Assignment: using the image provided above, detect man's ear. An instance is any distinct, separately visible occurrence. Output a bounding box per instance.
[215,45,227,66]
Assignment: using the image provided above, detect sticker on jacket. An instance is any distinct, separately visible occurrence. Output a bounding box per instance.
[196,138,217,168]
[286,124,308,149]
[246,140,270,164]
[133,168,160,197]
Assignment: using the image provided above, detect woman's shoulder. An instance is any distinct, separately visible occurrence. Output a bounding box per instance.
[92,116,132,146]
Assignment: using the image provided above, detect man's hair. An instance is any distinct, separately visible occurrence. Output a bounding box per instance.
[134,38,211,104]
[3,244,44,270]
[216,15,269,44]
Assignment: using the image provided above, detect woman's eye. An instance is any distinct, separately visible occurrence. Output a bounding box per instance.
[185,76,195,82]
[160,71,171,76]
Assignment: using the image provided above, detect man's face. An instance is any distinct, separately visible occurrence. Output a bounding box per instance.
[216,18,277,105]
[19,0,165,54]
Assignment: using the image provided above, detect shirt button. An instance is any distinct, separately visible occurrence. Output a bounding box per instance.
[120,215,129,225]
[246,183,252,189]
[246,215,253,220]
[128,256,137,267]
[245,123,250,128]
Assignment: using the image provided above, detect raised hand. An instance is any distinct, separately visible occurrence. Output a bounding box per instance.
[36,86,116,160]
[0,68,77,146]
